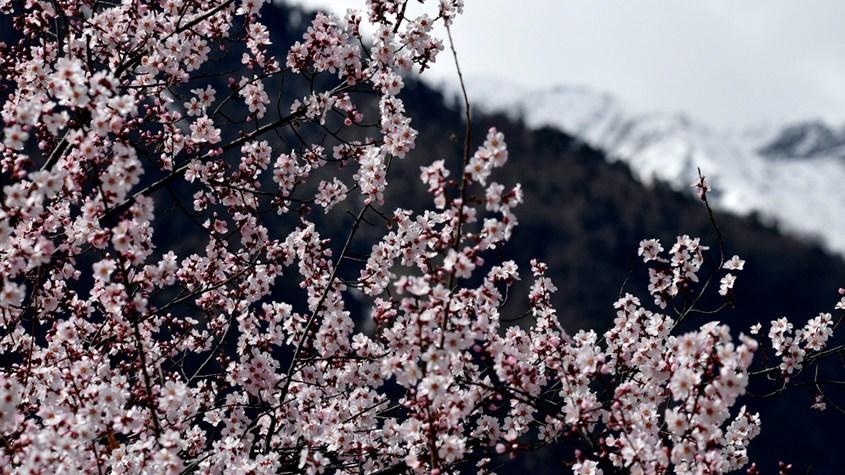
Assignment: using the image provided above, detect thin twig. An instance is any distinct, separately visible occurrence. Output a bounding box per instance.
[267,204,371,451]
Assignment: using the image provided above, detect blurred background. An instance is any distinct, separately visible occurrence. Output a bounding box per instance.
[297,0,845,257]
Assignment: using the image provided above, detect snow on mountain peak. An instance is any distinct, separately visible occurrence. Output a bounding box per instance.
[447,77,845,255]
[758,120,845,159]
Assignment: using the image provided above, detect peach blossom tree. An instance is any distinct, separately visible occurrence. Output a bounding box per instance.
[0,0,842,473]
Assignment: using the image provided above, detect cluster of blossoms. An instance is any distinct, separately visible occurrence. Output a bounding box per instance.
[0,0,843,474]
[767,312,834,375]
[638,235,709,308]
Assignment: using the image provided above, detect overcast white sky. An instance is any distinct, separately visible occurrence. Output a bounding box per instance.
[291,0,845,128]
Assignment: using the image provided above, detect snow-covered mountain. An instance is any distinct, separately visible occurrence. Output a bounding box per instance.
[451,77,845,255]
